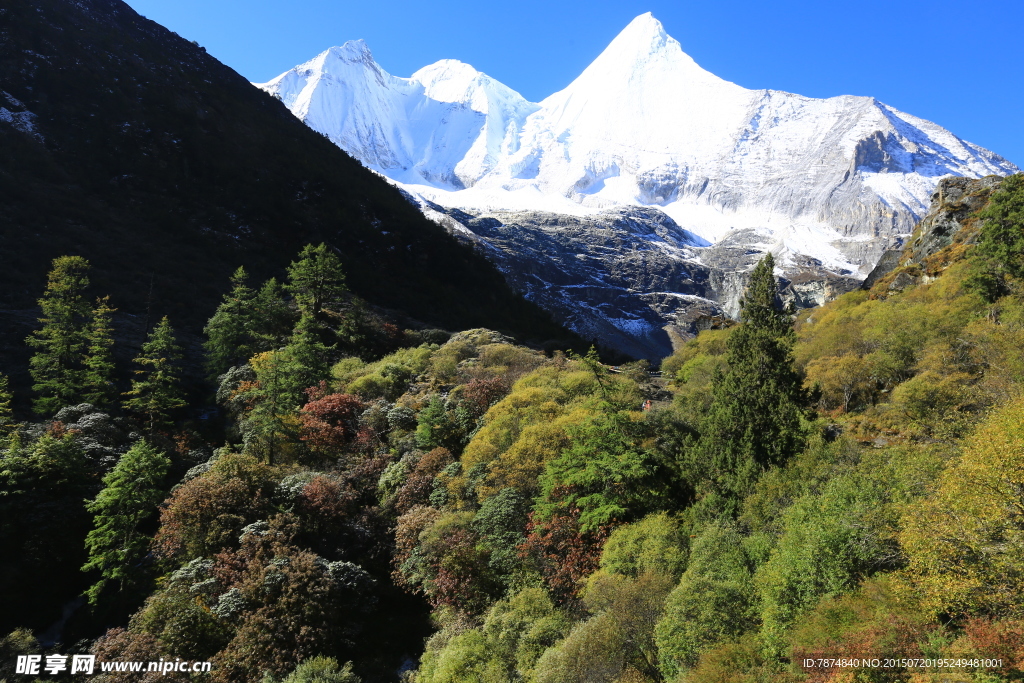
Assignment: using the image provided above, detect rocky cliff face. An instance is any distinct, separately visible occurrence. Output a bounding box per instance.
[903,176,1005,263]
[425,203,861,359]
[861,175,1007,290]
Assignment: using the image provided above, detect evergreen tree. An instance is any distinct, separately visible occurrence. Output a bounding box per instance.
[286,313,334,390]
[571,346,611,400]
[415,395,458,451]
[82,439,170,603]
[0,374,14,432]
[123,317,186,431]
[253,277,294,346]
[286,243,348,316]
[204,267,258,378]
[976,173,1024,279]
[204,271,297,380]
[692,254,805,511]
[967,173,1024,302]
[535,409,672,532]
[25,256,92,416]
[243,349,303,464]
[81,296,118,407]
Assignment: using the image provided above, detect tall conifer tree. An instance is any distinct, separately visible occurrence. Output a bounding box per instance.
[204,266,258,378]
[26,256,92,415]
[286,313,334,391]
[123,317,186,431]
[693,254,806,510]
[0,374,14,431]
[286,243,348,316]
[967,173,1024,301]
[82,439,170,603]
[82,296,118,408]
[253,277,294,347]
[244,348,303,465]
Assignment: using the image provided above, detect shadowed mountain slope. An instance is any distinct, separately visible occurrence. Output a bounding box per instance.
[0,0,575,375]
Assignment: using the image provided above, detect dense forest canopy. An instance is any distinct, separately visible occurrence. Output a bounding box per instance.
[3,175,1024,683]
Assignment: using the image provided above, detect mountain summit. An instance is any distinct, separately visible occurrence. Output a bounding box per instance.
[259,13,1016,268]
[258,14,1018,357]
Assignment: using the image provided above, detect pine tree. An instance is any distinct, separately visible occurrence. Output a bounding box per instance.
[123,317,186,431]
[286,243,348,316]
[82,296,118,407]
[82,439,170,603]
[25,256,92,416]
[967,173,1024,302]
[244,349,303,464]
[286,313,334,391]
[976,173,1024,279]
[253,277,294,347]
[0,373,14,432]
[204,266,258,379]
[692,254,806,511]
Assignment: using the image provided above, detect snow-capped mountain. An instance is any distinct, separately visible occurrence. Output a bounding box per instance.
[257,13,1018,357]
[259,40,538,190]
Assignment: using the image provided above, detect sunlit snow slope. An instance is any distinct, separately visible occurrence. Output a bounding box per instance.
[257,13,1016,276]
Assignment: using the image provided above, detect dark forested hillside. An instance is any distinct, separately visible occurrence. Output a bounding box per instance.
[0,0,573,370]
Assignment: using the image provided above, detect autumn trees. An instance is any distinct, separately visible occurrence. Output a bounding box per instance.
[899,397,1024,617]
[13,179,1024,683]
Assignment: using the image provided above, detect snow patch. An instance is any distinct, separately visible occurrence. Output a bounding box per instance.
[0,103,42,141]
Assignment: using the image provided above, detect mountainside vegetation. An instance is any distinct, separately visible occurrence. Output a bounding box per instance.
[2,173,1024,682]
[4,0,1024,680]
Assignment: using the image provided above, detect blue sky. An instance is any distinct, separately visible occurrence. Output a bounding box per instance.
[125,0,1022,166]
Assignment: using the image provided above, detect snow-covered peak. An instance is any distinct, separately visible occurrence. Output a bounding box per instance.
[327,40,373,63]
[552,12,735,99]
[411,59,482,96]
[257,13,1017,275]
[590,12,678,69]
[529,13,748,165]
[283,40,376,80]
[410,59,534,117]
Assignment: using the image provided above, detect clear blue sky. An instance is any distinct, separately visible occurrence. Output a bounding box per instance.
[124,0,1022,167]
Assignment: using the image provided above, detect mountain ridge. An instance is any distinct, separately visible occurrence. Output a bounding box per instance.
[256,13,1016,357]
[257,13,1016,261]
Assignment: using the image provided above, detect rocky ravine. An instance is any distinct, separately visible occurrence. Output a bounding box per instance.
[424,202,862,360]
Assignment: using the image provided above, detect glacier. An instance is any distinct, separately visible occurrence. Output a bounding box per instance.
[256,13,1019,358]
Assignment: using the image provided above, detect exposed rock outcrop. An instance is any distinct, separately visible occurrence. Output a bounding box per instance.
[861,175,1007,289]
[429,204,861,359]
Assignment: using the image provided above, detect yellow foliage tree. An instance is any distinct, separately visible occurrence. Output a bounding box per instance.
[898,397,1024,617]
[452,364,616,505]
[804,354,875,412]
